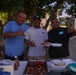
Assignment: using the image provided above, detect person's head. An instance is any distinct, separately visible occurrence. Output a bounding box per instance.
[15,11,26,25]
[33,15,41,28]
[51,18,60,29]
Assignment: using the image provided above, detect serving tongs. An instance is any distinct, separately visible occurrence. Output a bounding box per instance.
[31,62,45,71]
[51,61,58,66]
[31,62,40,70]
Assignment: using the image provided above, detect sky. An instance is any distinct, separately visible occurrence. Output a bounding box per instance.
[59,9,71,18]
[50,1,71,18]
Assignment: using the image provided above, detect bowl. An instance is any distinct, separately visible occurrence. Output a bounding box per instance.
[67,63,76,73]
[49,60,67,72]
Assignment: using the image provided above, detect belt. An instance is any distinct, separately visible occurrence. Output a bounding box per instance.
[28,56,46,60]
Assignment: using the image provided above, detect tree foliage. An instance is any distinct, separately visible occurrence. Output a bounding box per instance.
[0,0,24,21]
[0,0,76,27]
[66,0,76,17]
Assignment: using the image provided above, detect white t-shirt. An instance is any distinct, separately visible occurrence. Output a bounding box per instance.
[25,27,48,56]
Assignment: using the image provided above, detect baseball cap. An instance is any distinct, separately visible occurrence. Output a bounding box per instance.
[33,15,41,20]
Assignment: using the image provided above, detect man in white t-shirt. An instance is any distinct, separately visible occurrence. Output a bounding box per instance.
[24,15,48,60]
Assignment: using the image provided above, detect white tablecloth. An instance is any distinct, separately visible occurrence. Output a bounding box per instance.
[1,59,74,75]
[14,61,28,75]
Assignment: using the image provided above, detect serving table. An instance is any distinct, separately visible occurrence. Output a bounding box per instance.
[1,60,75,75]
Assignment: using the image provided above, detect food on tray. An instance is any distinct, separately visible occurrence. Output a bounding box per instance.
[27,67,46,74]
[25,61,47,75]
[32,61,45,67]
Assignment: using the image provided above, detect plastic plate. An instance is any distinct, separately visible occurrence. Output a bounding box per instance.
[51,43,62,47]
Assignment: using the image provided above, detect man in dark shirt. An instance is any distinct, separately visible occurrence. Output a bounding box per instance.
[48,18,76,59]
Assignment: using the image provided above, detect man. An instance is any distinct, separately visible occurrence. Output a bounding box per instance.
[24,15,48,60]
[48,18,76,59]
[3,12,29,60]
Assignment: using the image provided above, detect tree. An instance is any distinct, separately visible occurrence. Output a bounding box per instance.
[0,0,76,28]
[0,0,24,21]
[66,0,76,18]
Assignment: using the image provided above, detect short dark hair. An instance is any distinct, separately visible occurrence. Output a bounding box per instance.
[33,15,41,21]
[15,11,26,17]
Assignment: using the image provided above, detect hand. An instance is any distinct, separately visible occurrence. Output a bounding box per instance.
[67,27,76,33]
[41,42,51,46]
[16,30,24,36]
[30,41,36,47]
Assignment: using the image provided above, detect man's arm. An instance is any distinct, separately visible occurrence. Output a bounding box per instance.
[3,30,24,39]
[67,27,76,36]
[24,39,36,47]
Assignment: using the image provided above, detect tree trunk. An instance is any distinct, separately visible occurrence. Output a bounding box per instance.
[31,5,37,25]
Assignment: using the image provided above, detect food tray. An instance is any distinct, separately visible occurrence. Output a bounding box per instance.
[23,60,48,75]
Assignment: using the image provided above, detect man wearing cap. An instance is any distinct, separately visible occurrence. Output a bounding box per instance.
[24,15,48,60]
